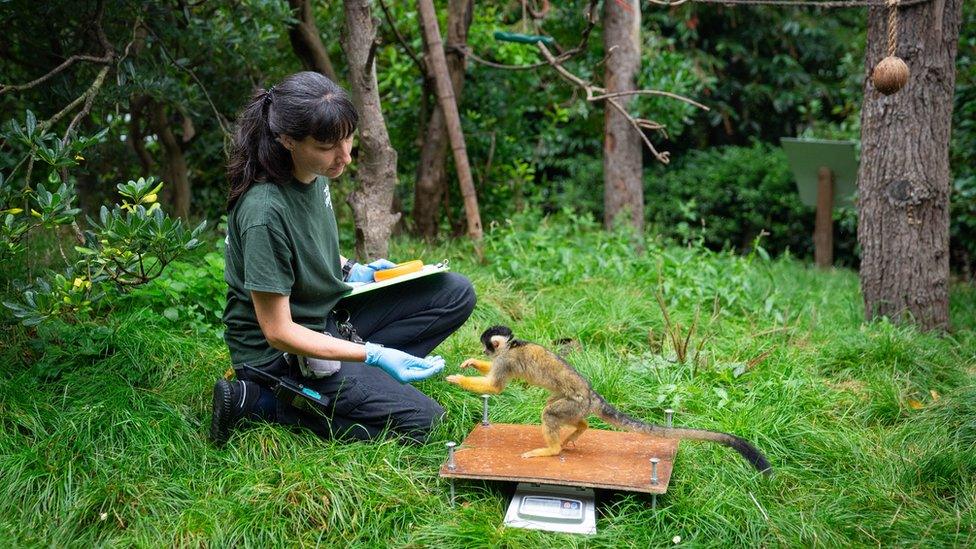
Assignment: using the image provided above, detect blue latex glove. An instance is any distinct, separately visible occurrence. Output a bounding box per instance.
[347,259,397,283]
[364,342,445,383]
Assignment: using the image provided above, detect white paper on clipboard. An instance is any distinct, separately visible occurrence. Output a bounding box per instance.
[342,263,451,297]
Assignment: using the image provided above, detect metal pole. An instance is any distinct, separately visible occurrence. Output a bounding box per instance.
[481,394,491,426]
[446,441,457,507]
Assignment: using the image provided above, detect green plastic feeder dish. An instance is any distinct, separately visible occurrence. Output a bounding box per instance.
[493,31,555,47]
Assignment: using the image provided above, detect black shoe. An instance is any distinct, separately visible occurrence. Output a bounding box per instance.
[210,379,259,447]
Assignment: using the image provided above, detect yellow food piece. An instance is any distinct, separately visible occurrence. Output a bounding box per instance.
[373,260,424,281]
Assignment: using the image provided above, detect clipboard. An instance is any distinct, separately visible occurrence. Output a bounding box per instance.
[342,260,450,297]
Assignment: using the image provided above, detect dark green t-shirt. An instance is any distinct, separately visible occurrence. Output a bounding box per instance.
[222,177,349,367]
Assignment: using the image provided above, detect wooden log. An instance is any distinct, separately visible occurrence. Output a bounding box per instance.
[416,0,483,244]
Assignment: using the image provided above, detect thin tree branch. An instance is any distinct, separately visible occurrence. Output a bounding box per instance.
[365,38,380,75]
[377,0,426,75]
[537,43,595,95]
[38,65,111,134]
[523,0,551,19]
[454,46,551,71]
[143,23,233,142]
[63,65,113,141]
[590,89,710,111]
[0,55,111,96]
[30,0,115,137]
[605,97,670,163]
[536,42,708,165]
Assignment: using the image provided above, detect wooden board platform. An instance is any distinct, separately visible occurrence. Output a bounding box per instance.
[439,423,679,494]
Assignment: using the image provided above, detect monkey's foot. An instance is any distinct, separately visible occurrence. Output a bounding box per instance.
[561,421,588,447]
[521,446,563,458]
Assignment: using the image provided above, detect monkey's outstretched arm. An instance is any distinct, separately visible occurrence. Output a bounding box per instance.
[445,373,507,394]
[460,358,493,374]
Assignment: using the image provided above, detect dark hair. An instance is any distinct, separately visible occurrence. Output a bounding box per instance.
[226,71,358,210]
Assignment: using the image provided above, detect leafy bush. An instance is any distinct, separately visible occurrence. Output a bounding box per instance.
[0,112,206,326]
[644,142,859,266]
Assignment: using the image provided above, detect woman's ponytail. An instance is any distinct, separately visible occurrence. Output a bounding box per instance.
[226,88,290,210]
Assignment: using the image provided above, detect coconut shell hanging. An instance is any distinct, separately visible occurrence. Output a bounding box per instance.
[872,56,910,95]
[871,0,908,95]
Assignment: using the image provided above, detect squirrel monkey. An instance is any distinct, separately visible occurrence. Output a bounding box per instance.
[446,325,771,474]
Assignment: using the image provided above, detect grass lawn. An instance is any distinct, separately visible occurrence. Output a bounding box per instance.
[2,214,974,546]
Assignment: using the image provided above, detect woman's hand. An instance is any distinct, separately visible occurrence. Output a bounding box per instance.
[347,259,397,283]
[364,342,445,383]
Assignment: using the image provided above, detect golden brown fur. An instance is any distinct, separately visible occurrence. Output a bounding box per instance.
[446,325,771,473]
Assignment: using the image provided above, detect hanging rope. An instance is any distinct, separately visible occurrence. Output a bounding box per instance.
[871,0,910,94]
[886,0,900,56]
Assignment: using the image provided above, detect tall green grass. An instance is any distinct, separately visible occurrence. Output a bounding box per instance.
[1,211,974,546]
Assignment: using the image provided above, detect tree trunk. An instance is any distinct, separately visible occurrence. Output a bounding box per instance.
[417,0,483,245]
[602,0,643,232]
[342,0,400,261]
[149,100,190,219]
[857,0,962,331]
[129,94,154,174]
[287,0,339,82]
[413,0,473,240]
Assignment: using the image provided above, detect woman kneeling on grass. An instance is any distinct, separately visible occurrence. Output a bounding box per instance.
[211,71,476,446]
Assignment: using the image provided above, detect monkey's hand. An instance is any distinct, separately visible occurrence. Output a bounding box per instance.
[445,374,462,385]
[460,359,492,374]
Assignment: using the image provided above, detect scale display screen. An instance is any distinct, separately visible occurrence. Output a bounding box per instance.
[518,496,584,523]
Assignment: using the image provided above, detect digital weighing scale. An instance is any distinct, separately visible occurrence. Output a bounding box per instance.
[503,483,597,535]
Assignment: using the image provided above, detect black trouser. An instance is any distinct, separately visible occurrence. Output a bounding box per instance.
[237,272,476,443]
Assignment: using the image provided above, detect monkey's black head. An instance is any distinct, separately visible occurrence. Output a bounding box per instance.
[480,325,514,356]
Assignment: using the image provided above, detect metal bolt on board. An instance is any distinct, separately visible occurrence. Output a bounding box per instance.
[446,441,457,470]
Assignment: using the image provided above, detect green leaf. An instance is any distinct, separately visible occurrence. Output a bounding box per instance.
[191,220,207,238]
[162,307,179,321]
[2,301,25,313]
[25,110,36,137]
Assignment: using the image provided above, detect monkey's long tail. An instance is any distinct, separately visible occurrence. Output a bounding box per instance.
[593,395,772,475]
